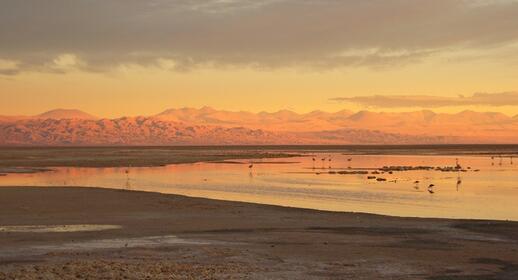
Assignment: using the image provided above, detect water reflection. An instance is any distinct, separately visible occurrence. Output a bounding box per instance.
[1,154,518,221]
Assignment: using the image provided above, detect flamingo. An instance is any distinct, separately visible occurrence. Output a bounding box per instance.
[414,180,420,190]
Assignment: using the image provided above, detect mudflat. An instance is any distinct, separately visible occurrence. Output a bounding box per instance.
[1,187,518,279]
[0,146,300,169]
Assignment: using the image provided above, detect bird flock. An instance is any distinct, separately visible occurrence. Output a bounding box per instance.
[303,155,498,194]
[120,153,514,196]
[243,154,517,195]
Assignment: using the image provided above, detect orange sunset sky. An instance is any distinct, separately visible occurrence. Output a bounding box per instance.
[1,0,518,118]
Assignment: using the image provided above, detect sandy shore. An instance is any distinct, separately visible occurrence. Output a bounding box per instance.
[1,187,518,279]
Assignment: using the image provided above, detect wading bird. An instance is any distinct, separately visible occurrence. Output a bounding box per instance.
[456,175,462,191]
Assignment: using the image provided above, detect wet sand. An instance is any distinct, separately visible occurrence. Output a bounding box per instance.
[1,187,518,279]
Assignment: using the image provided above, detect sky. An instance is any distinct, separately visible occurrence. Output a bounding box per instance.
[1,0,518,118]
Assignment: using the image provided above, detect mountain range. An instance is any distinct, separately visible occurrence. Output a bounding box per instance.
[1,108,518,145]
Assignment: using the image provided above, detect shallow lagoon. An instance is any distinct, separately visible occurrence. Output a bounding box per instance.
[2,151,518,221]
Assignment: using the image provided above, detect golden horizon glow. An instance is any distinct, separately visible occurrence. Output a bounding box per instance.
[2,0,518,118]
[2,53,518,118]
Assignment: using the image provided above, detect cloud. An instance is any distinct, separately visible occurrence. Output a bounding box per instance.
[0,59,23,75]
[1,0,518,74]
[45,54,86,74]
[330,92,518,108]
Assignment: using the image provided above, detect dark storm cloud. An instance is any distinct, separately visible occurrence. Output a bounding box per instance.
[1,0,518,74]
[330,92,518,108]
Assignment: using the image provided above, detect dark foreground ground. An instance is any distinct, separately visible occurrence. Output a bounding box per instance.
[1,187,518,279]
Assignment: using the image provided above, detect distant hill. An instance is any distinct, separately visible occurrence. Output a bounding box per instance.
[155,107,353,131]
[0,117,457,145]
[0,108,517,145]
[36,109,98,120]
